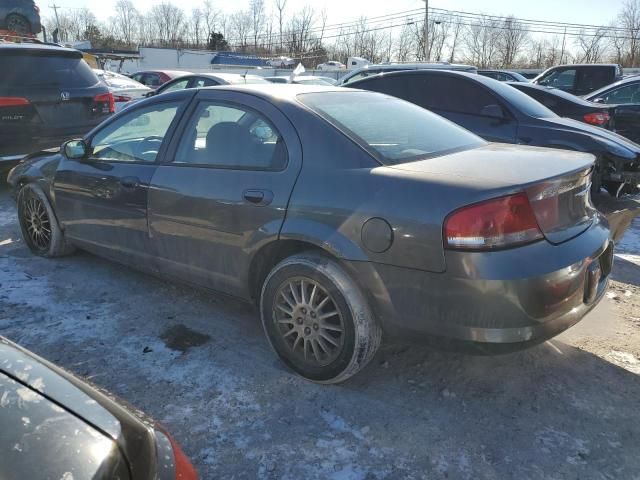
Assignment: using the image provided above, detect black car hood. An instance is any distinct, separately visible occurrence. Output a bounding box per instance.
[544,116,640,152]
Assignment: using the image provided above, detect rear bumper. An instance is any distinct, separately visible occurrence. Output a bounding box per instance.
[345,215,611,350]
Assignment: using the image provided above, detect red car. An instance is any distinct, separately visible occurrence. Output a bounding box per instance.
[130,70,191,88]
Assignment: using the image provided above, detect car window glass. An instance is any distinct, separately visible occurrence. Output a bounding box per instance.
[193,77,218,87]
[299,91,485,165]
[578,68,611,92]
[145,74,162,87]
[90,102,180,163]
[539,69,576,89]
[601,83,640,104]
[0,55,98,88]
[174,102,287,170]
[161,78,190,93]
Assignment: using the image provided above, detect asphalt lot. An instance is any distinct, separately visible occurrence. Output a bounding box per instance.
[1,183,639,480]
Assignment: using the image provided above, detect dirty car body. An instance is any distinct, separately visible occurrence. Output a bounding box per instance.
[7,85,611,381]
[0,336,197,479]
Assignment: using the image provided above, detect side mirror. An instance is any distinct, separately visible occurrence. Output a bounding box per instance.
[592,97,605,104]
[480,104,505,119]
[144,90,156,98]
[63,139,88,159]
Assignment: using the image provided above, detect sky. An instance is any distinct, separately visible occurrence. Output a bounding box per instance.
[47,0,627,28]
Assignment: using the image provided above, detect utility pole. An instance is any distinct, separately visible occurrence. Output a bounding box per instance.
[49,4,61,32]
[423,0,429,61]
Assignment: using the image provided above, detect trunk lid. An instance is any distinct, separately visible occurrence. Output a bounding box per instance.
[391,143,598,244]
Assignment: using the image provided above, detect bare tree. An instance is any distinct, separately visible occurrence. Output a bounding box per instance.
[189,8,203,47]
[149,2,186,48]
[447,16,463,63]
[249,0,265,50]
[113,0,138,47]
[464,15,502,67]
[575,28,609,63]
[498,16,529,67]
[618,0,640,66]
[230,10,252,51]
[274,0,287,51]
[202,0,219,45]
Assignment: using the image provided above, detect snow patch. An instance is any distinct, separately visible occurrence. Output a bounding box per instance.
[616,219,640,267]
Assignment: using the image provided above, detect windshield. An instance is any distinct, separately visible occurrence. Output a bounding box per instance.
[298,91,485,165]
[490,80,558,118]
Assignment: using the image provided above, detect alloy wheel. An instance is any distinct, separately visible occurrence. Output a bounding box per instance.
[22,195,51,251]
[272,277,345,367]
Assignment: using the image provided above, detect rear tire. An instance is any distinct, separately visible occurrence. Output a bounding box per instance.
[17,183,75,258]
[260,252,382,384]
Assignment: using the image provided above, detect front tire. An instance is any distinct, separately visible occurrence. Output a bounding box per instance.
[260,252,381,384]
[17,183,75,257]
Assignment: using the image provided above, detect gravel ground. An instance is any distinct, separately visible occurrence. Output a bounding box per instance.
[1,184,640,480]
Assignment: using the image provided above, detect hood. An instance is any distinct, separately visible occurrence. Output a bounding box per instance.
[389,143,595,187]
[544,116,640,152]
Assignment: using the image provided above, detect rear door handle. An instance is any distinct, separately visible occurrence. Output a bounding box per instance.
[243,189,273,206]
[120,176,140,189]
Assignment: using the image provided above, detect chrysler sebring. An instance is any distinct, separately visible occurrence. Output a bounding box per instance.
[7,85,611,383]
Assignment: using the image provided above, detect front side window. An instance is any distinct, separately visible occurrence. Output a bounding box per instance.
[90,102,181,163]
[298,91,485,165]
[145,74,162,87]
[174,102,287,170]
[538,69,576,90]
[600,83,640,104]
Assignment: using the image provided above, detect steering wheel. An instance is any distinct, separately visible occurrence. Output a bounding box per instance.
[135,136,164,161]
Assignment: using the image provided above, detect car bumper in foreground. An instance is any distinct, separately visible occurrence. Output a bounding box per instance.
[347,215,612,352]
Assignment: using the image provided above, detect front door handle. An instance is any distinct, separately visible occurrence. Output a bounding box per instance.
[243,189,273,206]
[120,176,140,189]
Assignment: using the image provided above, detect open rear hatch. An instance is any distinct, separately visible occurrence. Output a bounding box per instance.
[525,165,596,244]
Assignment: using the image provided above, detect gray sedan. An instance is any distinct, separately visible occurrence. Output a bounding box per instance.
[7,85,611,383]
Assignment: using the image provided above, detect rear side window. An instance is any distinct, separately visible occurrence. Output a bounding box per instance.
[577,68,613,92]
[174,102,287,170]
[298,91,485,165]
[0,54,98,88]
[359,75,501,117]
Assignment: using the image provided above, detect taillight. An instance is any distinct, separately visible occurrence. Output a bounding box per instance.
[167,434,198,480]
[94,92,115,113]
[0,97,30,107]
[113,94,132,103]
[583,112,610,126]
[444,192,543,250]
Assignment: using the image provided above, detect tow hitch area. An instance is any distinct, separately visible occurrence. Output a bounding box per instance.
[593,191,640,242]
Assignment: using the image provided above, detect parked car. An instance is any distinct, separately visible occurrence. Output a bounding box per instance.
[317,61,346,71]
[0,43,113,165]
[0,0,41,35]
[8,85,611,382]
[0,336,198,479]
[148,72,269,97]
[584,76,640,144]
[337,62,477,85]
[478,69,529,82]
[348,70,640,196]
[267,56,296,68]
[94,68,151,112]
[130,70,190,87]
[532,64,623,96]
[265,76,337,86]
[509,82,614,128]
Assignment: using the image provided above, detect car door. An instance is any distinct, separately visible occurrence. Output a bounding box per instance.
[53,98,188,267]
[147,89,302,297]
[592,82,640,143]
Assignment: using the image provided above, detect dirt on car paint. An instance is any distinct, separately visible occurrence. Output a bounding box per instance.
[1,185,640,479]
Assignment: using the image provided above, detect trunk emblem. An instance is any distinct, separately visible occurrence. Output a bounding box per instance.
[60,91,71,101]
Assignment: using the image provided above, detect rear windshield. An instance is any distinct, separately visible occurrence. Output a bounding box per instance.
[489,80,558,118]
[298,91,485,165]
[0,54,99,89]
[514,84,596,107]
